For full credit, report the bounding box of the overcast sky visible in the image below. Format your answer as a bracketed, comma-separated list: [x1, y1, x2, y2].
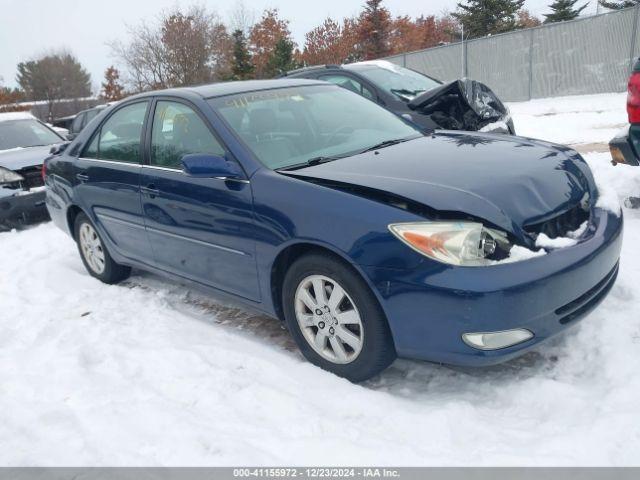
[0, 0, 599, 91]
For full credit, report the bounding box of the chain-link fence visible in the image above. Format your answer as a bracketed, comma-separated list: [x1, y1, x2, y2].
[385, 6, 640, 102]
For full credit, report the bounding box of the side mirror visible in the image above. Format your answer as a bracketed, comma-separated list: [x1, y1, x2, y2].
[181, 153, 243, 179]
[50, 142, 71, 155]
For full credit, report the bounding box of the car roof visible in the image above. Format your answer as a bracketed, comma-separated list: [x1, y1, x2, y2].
[126, 79, 327, 101]
[0, 111, 36, 123]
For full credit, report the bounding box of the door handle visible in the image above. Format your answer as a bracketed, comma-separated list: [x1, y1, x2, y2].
[141, 184, 160, 198]
[76, 173, 89, 182]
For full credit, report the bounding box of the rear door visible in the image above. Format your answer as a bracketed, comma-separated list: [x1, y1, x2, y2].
[140, 98, 260, 300]
[75, 100, 154, 264]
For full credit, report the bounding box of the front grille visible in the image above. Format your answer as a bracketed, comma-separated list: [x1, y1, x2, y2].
[524, 202, 589, 239]
[17, 165, 44, 190]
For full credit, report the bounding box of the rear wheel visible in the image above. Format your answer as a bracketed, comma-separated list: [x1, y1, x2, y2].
[282, 253, 396, 382]
[74, 212, 130, 284]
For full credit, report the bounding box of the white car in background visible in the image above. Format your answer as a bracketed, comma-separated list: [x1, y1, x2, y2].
[0, 111, 66, 231]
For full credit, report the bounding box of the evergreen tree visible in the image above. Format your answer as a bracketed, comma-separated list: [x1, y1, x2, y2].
[16, 51, 91, 118]
[231, 29, 255, 80]
[453, 0, 526, 38]
[264, 37, 298, 77]
[100, 66, 125, 101]
[357, 0, 392, 59]
[544, 0, 587, 22]
[599, 0, 638, 9]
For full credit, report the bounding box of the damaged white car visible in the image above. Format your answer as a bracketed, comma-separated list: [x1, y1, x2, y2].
[0, 112, 65, 231]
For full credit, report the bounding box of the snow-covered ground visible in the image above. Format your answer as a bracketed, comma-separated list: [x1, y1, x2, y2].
[2, 92, 640, 466]
[508, 92, 628, 148]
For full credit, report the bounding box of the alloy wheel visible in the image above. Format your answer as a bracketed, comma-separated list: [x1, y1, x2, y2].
[294, 274, 364, 364]
[79, 222, 106, 275]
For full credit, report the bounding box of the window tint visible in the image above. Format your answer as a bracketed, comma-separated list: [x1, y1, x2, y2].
[151, 101, 225, 169]
[82, 102, 148, 163]
[319, 74, 375, 100]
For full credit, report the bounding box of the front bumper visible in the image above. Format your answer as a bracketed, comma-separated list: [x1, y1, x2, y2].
[361, 207, 623, 366]
[0, 186, 49, 230]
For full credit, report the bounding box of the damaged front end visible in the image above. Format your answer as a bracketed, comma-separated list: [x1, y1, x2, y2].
[408, 78, 514, 134]
[0, 164, 48, 231]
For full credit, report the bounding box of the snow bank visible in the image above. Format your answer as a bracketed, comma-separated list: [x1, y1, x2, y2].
[508, 92, 627, 146]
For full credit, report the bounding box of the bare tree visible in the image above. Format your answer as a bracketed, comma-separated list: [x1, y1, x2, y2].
[228, 0, 255, 37]
[110, 5, 231, 91]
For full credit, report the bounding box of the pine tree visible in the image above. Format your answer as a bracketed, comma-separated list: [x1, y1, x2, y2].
[100, 66, 125, 101]
[231, 29, 255, 80]
[544, 0, 588, 22]
[599, 0, 638, 9]
[264, 37, 298, 77]
[357, 0, 392, 59]
[453, 0, 526, 38]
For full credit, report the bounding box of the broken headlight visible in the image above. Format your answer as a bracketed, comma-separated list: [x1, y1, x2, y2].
[388, 221, 509, 266]
[0, 167, 24, 185]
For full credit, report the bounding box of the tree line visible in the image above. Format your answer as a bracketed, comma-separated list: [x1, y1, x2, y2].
[1, 0, 637, 114]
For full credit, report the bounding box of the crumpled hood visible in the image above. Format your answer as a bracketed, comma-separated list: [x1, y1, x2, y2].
[0, 145, 52, 171]
[286, 132, 595, 239]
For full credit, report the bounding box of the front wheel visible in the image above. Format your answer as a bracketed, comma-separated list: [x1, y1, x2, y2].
[74, 212, 131, 284]
[282, 253, 396, 382]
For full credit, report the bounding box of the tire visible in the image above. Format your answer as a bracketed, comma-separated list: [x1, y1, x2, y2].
[282, 252, 396, 382]
[74, 212, 131, 284]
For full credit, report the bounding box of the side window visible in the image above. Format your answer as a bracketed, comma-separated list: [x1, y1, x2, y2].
[84, 109, 99, 126]
[319, 74, 375, 101]
[151, 100, 225, 169]
[71, 113, 84, 133]
[82, 102, 148, 163]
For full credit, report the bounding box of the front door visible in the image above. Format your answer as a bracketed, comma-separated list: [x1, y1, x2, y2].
[75, 101, 153, 265]
[140, 99, 260, 301]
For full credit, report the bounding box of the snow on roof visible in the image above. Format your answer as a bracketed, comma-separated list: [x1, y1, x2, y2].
[0, 111, 36, 122]
[348, 59, 404, 72]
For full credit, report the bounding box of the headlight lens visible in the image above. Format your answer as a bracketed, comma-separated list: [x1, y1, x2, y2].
[388, 221, 508, 266]
[0, 167, 24, 185]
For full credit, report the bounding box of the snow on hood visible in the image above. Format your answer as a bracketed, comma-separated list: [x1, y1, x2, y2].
[0, 111, 35, 122]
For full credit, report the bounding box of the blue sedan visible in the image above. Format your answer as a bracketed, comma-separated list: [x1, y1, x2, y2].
[44, 79, 622, 381]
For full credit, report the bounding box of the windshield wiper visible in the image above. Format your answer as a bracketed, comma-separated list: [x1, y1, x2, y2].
[358, 137, 413, 154]
[276, 155, 345, 172]
[391, 88, 426, 99]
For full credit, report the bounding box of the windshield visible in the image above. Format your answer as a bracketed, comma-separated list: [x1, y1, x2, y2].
[211, 85, 421, 170]
[349, 63, 441, 101]
[0, 119, 62, 150]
